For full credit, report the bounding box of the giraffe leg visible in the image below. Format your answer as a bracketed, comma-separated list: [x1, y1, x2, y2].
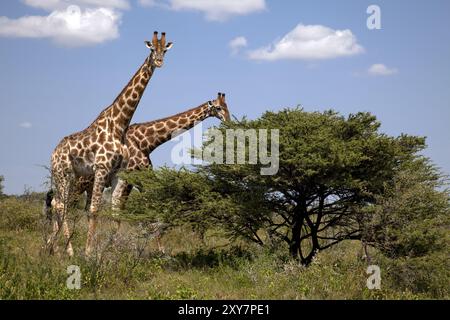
[51, 219, 60, 255]
[46, 200, 60, 255]
[111, 179, 132, 231]
[111, 178, 127, 211]
[51, 176, 75, 257]
[85, 168, 108, 257]
[84, 183, 93, 213]
[62, 218, 74, 257]
[47, 196, 73, 255]
[46, 173, 69, 255]
[156, 235, 165, 254]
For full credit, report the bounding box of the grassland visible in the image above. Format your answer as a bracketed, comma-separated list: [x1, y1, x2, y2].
[0, 194, 448, 300]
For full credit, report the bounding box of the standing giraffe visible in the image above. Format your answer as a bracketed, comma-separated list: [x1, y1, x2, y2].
[48, 32, 173, 257]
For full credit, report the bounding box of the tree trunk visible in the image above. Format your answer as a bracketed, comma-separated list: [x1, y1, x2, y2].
[300, 192, 323, 265]
[289, 202, 306, 261]
[300, 232, 319, 266]
[289, 220, 301, 259]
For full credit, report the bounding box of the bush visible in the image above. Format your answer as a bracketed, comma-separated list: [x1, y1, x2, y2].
[361, 159, 449, 258]
[0, 197, 41, 231]
[383, 252, 449, 298]
[0, 238, 79, 299]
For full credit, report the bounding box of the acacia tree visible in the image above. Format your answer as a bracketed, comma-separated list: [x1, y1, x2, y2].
[124, 108, 446, 265]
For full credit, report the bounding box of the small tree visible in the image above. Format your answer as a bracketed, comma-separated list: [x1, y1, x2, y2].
[361, 158, 449, 258]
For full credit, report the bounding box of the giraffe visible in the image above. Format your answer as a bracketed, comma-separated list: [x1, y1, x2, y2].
[45, 93, 230, 251]
[111, 92, 230, 214]
[48, 31, 173, 257]
[111, 93, 229, 251]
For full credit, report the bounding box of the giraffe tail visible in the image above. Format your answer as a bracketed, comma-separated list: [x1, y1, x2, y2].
[43, 189, 54, 221]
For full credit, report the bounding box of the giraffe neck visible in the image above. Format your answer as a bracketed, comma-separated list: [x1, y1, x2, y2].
[134, 102, 211, 154]
[90, 57, 155, 139]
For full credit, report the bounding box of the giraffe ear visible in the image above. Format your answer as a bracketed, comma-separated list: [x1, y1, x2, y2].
[165, 42, 173, 50]
[145, 41, 154, 49]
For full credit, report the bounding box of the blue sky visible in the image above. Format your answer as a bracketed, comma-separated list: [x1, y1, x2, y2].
[0, 0, 449, 194]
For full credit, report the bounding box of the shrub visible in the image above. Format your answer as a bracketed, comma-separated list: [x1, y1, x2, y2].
[0, 197, 41, 231]
[383, 252, 449, 298]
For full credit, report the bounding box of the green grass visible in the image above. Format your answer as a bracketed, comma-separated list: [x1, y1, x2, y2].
[0, 196, 448, 300]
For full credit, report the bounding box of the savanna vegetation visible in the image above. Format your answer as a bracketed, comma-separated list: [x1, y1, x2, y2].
[0, 109, 448, 299]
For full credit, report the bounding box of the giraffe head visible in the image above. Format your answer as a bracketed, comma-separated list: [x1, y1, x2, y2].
[144, 31, 173, 68]
[207, 92, 230, 122]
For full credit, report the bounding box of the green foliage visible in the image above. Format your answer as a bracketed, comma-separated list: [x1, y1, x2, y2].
[124, 108, 438, 265]
[361, 159, 449, 258]
[0, 195, 447, 299]
[0, 238, 80, 299]
[0, 175, 4, 198]
[0, 197, 41, 231]
[124, 167, 232, 237]
[171, 246, 252, 270]
[383, 252, 449, 297]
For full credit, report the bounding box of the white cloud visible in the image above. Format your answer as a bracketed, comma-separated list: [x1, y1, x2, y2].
[138, 0, 158, 7]
[229, 36, 247, 55]
[368, 63, 398, 76]
[23, 0, 130, 10]
[0, 1, 125, 47]
[19, 122, 32, 129]
[248, 24, 364, 61]
[22, 0, 61, 10]
[140, 0, 266, 21]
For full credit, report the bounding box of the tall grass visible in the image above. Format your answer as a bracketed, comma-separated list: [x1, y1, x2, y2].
[0, 195, 447, 300]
